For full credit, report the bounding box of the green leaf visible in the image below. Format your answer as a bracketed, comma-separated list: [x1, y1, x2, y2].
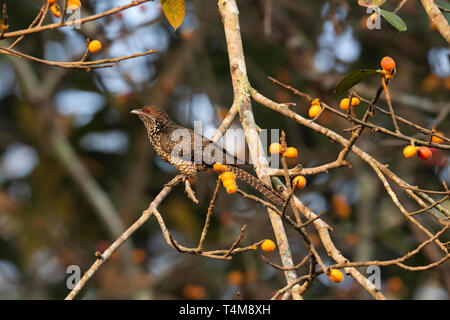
[160, 0, 185, 30]
[380, 9, 407, 31]
[333, 69, 380, 99]
[358, 0, 386, 8]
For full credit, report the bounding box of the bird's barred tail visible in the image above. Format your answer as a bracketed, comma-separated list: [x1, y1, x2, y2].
[225, 166, 285, 206]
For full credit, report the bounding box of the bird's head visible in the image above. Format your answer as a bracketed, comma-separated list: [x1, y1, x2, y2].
[130, 105, 172, 131]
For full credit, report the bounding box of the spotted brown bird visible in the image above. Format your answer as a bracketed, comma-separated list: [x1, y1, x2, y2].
[131, 105, 284, 205]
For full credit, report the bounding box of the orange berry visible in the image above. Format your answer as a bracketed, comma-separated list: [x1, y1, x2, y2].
[332, 194, 351, 218]
[261, 239, 276, 252]
[88, 40, 102, 53]
[329, 269, 344, 283]
[68, 0, 81, 11]
[418, 146, 432, 160]
[432, 132, 445, 144]
[226, 184, 237, 194]
[183, 284, 206, 300]
[131, 248, 147, 264]
[309, 105, 322, 118]
[47, 0, 57, 4]
[180, 28, 195, 41]
[292, 175, 306, 190]
[269, 143, 283, 154]
[284, 147, 298, 159]
[403, 145, 417, 158]
[351, 97, 360, 106]
[311, 98, 320, 106]
[381, 56, 396, 72]
[339, 98, 350, 110]
[387, 276, 405, 294]
[213, 162, 226, 173]
[50, 4, 61, 18]
[228, 270, 244, 286]
[220, 171, 235, 182]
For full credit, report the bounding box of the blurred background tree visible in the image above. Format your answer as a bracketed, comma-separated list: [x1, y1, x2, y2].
[0, 0, 448, 299]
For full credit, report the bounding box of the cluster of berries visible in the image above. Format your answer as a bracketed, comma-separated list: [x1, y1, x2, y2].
[213, 163, 237, 194]
[269, 143, 307, 190]
[339, 97, 360, 110]
[269, 143, 298, 159]
[268, 138, 344, 284]
[403, 129, 445, 160]
[403, 145, 432, 160]
[48, 1, 102, 54]
[260, 239, 344, 284]
[49, 0, 81, 18]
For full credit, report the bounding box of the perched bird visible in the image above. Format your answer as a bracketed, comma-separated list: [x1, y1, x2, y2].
[131, 105, 284, 205]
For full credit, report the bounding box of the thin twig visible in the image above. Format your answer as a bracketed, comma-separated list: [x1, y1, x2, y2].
[196, 179, 221, 252]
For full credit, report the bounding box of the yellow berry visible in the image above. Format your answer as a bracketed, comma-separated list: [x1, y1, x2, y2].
[329, 269, 344, 283]
[403, 145, 417, 158]
[309, 105, 322, 118]
[88, 40, 102, 53]
[223, 179, 236, 189]
[339, 98, 350, 110]
[261, 239, 276, 252]
[213, 162, 226, 173]
[226, 184, 237, 194]
[269, 143, 283, 154]
[220, 171, 235, 182]
[284, 147, 298, 159]
[68, 0, 81, 11]
[50, 4, 61, 18]
[351, 97, 360, 106]
[292, 175, 306, 189]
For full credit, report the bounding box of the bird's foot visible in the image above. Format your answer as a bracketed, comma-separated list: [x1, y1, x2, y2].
[184, 178, 199, 204]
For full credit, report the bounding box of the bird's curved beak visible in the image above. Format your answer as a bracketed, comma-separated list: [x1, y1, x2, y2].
[130, 109, 140, 115]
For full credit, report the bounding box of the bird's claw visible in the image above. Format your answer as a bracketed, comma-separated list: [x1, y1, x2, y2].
[184, 179, 199, 204]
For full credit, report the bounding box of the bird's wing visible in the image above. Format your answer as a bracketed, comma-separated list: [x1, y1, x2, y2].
[163, 125, 246, 166]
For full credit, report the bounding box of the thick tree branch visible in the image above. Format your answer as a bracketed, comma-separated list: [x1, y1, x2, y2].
[421, 0, 450, 43]
[218, 0, 303, 300]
